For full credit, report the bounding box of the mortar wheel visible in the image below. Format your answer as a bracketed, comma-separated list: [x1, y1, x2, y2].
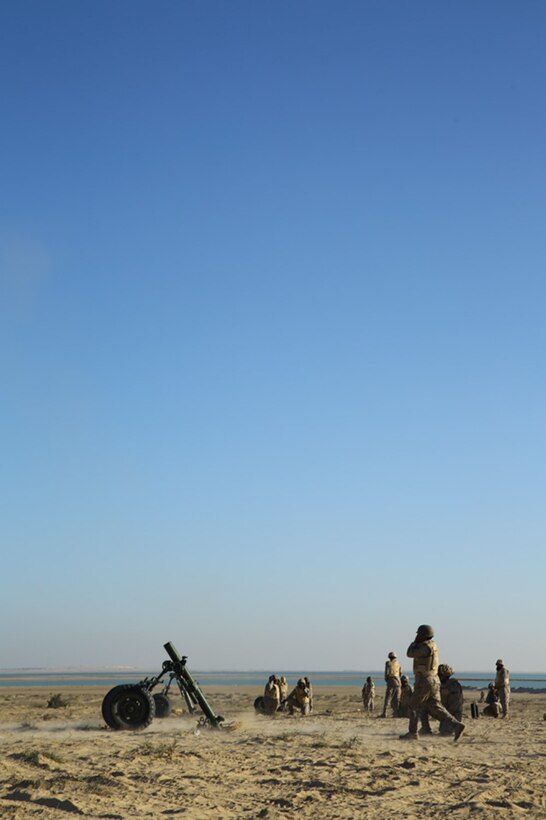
[105, 684, 155, 730]
[102, 685, 126, 729]
[153, 693, 172, 718]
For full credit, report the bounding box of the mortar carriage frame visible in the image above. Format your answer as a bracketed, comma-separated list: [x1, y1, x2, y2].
[101, 641, 224, 731]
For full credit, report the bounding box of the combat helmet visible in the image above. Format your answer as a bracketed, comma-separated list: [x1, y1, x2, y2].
[438, 664, 453, 678]
[388, 652, 397, 659]
[416, 624, 434, 640]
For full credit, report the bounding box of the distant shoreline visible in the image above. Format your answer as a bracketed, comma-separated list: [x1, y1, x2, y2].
[1, 670, 545, 691]
[1, 668, 545, 675]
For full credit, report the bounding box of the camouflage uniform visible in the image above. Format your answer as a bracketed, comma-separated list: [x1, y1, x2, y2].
[381, 653, 402, 717]
[362, 677, 376, 713]
[438, 664, 464, 735]
[418, 705, 433, 735]
[400, 625, 465, 742]
[397, 676, 413, 718]
[263, 676, 280, 715]
[304, 677, 314, 713]
[278, 676, 288, 704]
[287, 679, 310, 716]
[494, 660, 510, 717]
[483, 683, 501, 717]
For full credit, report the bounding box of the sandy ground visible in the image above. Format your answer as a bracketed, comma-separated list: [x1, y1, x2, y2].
[1, 685, 545, 818]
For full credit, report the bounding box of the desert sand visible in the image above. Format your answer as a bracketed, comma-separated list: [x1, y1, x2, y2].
[1, 685, 545, 818]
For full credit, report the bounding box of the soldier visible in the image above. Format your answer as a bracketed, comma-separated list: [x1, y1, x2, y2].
[304, 676, 314, 712]
[362, 676, 376, 713]
[418, 705, 433, 735]
[263, 674, 280, 715]
[494, 659, 510, 717]
[482, 683, 501, 717]
[278, 676, 288, 705]
[286, 678, 311, 716]
[397, 675, 413, 718]
[400, 624, 465, 742]
[381, 652, 402, 717]
[438, 664, 464, 735]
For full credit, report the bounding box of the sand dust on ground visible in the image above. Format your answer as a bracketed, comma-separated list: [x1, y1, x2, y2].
[1, 686, 545, 818]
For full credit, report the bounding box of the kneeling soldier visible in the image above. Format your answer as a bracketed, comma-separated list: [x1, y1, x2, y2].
[287, 678, 311, 716]
[438, 664, 464, 735]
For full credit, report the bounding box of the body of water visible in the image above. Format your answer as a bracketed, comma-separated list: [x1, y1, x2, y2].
[1, 671, 545, 690]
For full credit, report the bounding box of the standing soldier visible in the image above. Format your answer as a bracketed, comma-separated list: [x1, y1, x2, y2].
[400, 624, 465, 742]
[304, 677, 314, 712]
[438, 664, 464, 735]
[362, 676, 376, 713]
[398, 675, 413, 718]
[381, 652, 402, 717]
[278, 676, 288, 705]
[494, 659, 510, 717]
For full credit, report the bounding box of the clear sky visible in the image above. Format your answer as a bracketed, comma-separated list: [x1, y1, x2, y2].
[1, 1, 545, 673]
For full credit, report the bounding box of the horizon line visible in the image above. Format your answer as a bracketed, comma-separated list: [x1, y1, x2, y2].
[1, 667, 546, 675]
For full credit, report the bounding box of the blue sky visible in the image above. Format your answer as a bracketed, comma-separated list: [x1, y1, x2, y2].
[1, 1, 545, 672]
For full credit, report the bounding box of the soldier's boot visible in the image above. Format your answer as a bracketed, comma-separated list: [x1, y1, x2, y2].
[418, 727, 433, 735]
[399, 732, 418, 741]
[453, 722, 465, 742]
